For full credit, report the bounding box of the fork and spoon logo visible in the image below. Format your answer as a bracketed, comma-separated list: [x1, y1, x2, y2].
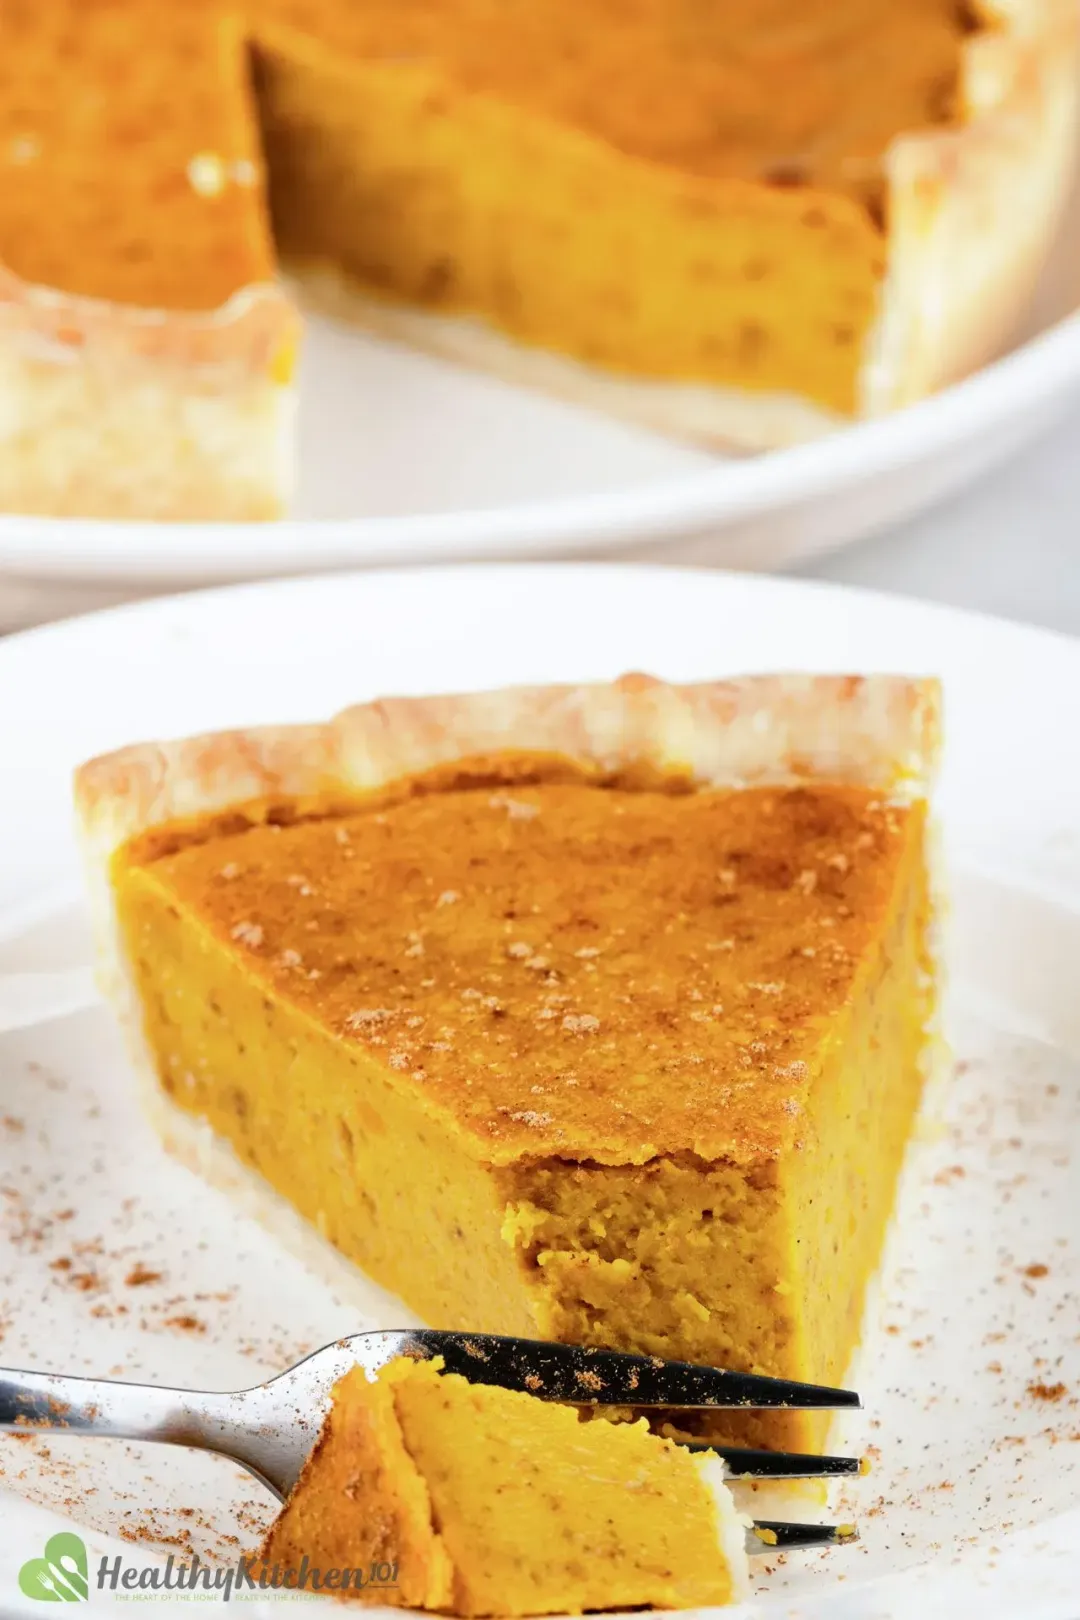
[18, 1533, 89, 1603]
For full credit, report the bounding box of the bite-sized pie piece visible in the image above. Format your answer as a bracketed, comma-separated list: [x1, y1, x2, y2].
[75, 673, 940, 1451]
[2, 1, 1076, 516]
[258, 1355, 749, 1614]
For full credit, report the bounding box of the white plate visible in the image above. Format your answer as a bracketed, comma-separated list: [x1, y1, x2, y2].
[1, 564, 1079, 1618]
[1, 123, 1080, 625]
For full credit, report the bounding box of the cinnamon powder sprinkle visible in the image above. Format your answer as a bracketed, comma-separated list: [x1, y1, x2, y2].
[164, 1314, 206, 1335]
[125, 1263, 164, 1287]
[134, 778, 912, 1160]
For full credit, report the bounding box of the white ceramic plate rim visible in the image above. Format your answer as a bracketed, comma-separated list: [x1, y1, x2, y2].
[2, 309, 1080, 584]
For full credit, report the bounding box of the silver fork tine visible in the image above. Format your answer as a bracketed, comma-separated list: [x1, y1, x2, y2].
[680, 1442, 865, 1479]
[749, 1521, 859, 1553]
[405, 1330, 861, 1411]
[0, 1329, 866, 1524]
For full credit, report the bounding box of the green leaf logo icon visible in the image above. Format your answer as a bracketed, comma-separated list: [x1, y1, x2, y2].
[18, 1533, 88, 1602]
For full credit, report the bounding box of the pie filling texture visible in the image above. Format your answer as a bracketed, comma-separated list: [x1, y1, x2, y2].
[112, 761, 934, 1453]
[1, 1, 973, 410]
[259, 1356, 747, 1614]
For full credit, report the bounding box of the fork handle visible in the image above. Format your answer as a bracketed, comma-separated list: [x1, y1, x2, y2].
[1, 1363, 314, 1499]
[0, 1365, 267, 1484]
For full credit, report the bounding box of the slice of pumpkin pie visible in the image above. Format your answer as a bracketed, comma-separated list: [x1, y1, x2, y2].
[258, 1355, 749, 1613]
[75, 673, 940, 1452]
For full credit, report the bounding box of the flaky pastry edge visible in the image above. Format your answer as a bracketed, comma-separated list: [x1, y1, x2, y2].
[0, 270, 299, 520]
[866, 0, 1080, 415]
[76, 672, 941, 849]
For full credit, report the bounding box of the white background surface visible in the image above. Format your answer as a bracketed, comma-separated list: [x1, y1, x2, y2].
[0, 379, 1075, 639]
[789, 400, 1080, 636]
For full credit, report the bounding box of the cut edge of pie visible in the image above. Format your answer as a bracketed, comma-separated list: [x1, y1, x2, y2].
[293, 0, 1079, 453]
[283, 0, 1079, 439]
[4, 0, 1077, 520]
[74, 671, 943, 1456]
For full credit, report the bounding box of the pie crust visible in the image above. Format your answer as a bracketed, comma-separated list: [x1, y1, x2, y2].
[76, 670, 940, 865]
[0, 270, 298, 521]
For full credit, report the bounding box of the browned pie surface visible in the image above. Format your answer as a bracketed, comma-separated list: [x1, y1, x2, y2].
[262, 0, 969, 200]
[0, 1, 274, 309]
[0, 0, 968, 310]
[123, 778, 917, 1163]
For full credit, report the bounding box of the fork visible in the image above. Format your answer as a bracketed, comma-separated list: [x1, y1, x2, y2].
[0, 1330, 863, 1556]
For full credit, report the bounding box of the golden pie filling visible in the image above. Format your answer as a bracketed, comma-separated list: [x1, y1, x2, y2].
[260, 1357, 748, 1614]
[111, 764, 934, 1452]
[254, 0, 971, 412]
[1, 0, 973, 414]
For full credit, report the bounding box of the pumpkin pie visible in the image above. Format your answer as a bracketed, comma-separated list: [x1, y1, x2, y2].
[258, 1355, 749, 1613]
[3, 2, 1076, 517]
[75, 672, 940, 1452]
